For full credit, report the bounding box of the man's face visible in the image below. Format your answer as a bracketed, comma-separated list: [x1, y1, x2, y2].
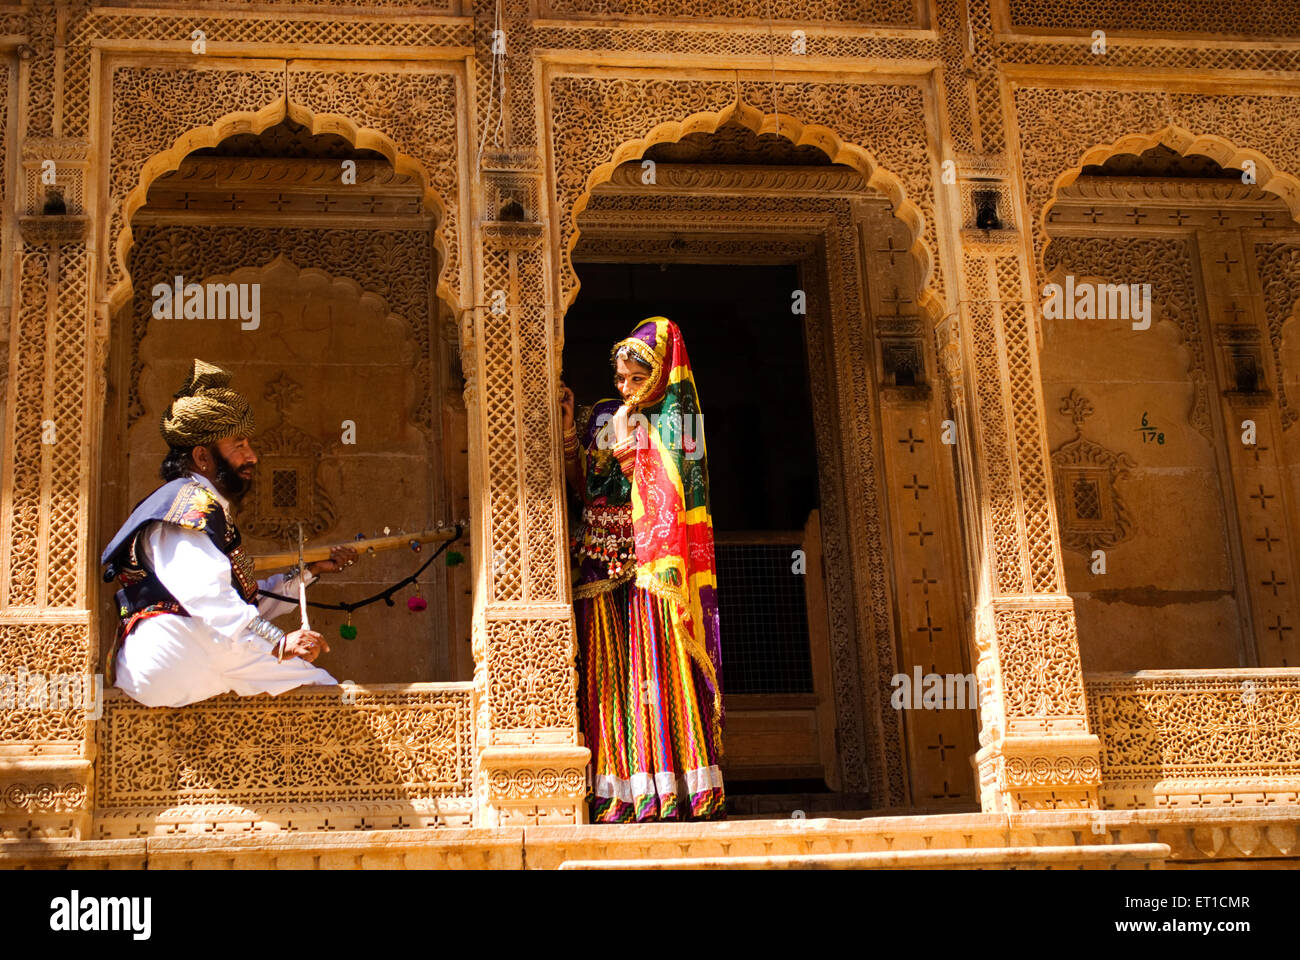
[197, 436, 257, 501]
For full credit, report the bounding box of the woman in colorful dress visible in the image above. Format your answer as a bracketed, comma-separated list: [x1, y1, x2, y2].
[560, 316, 725, 822]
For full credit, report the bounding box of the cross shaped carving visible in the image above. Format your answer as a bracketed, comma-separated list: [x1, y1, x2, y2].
[1211, 210, 1230, 227]
[908, 522, 935, 547]
[1168, 209, 1190, 225]
[1262, 571, 1288, 596]
[364, 196, 384, 213]
[1225, 300, 1248, 323]
[876, 236, 904, 266]
[1255, 212, 1275, 229]
[314, 195, 338, 212]
[915, 603, 943, 645]
[1216, 252, 1240, 274]
[912, 568, 939, 594]
[882, 286, 913, 317]
[927, 733, 954, 763]
[1249, 485, 1275, 510]
[269, 194, 290, 211]
[1251, 444, 1270, 464]
[1257, 528, 1282, 552]
[1267, 615, 1293, 643]
[1126, 208, 1147, 224]
[899, 428, 925, 452]
[1082, 207, 1103, 224]
[903, 474, 929, 500]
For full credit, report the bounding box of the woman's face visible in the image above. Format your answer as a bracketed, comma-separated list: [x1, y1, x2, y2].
[615, 356, 651, 402]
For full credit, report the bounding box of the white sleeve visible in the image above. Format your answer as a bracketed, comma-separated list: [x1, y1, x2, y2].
[142, 521, 272, 650]
[255, 568, 317, 620]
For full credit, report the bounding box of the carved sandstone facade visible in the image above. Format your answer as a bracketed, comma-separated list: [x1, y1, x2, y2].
[2, 0, 1300, 867]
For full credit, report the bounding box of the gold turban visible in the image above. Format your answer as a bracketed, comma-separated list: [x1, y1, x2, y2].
[159, 359, 255, 449]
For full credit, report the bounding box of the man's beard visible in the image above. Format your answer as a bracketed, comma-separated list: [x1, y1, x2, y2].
[210, 446, 252, 502]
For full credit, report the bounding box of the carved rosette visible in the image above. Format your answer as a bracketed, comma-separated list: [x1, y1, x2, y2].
[974, 735, 1102, 811]
[0, 759, 94, 840]
[478, 746, 590, 827]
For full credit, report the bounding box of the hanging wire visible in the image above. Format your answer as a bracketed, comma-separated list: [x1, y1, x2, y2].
[258, 524, 464, 616]
[474, 0, 508, 175]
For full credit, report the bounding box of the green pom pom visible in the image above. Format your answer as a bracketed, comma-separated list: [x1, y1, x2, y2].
[445, 550, 464, 567]
[339, 623, 358, 640]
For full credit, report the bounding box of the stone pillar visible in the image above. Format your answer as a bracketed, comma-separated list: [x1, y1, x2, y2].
[947, 163, 1101, 812]
[929, 0, 1101, 812]
[469, 149, 588, 826]
[0, 212, 97, 839]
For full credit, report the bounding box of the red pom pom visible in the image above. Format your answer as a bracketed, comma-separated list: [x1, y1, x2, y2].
[407, 596, 428, 612]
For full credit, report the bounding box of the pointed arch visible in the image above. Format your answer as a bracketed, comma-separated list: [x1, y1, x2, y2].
[561, 97, 945, 328]
[1040, 125, 1300, 269]
[107, 99, 458, 318]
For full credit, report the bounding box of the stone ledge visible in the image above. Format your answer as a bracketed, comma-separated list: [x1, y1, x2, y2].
[558, 842, 1170, 870]
[6, 808, 1300, 868]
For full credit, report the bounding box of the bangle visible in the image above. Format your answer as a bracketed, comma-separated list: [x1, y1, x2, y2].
[248, 616, 286, 647]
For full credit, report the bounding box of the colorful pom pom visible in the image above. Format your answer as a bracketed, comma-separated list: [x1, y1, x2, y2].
[407, 596, 428, 612]
[446, 551, 464, 567]
[339, 623, 358, 640]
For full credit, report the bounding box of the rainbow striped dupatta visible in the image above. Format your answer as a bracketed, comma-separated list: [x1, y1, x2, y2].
[614, 317, 723, 757]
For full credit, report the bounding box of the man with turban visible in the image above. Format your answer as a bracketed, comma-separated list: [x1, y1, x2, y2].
[101, 359, 356, 707]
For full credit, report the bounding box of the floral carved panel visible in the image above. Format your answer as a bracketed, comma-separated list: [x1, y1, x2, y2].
[1015, 86, 1300, 279]
[541, 0, 919, 24]
[485, 618, 577, 734]
[995, 606, 1088, 721]
[547, 74, 944, 319]
[106, 62, 464, 313]
[1088, 673, 1300, 808]
[0, 624, 94, 749]
[94, 686, 474, 837]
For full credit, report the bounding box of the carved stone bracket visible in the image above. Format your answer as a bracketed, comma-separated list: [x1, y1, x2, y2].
[0, 757, 93, 840]
[18, 215, 89, 247]
[478, 745, 590, 827]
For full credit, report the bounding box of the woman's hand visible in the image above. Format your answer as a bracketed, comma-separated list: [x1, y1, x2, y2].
[612, 404, 631, 444]
[560, 383, 575, 432]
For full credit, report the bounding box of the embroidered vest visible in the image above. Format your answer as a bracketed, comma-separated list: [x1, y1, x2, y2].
[101, 477, 260, 623]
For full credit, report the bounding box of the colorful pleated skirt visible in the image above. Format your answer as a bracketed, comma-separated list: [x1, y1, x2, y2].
[577, 580, 726, 823]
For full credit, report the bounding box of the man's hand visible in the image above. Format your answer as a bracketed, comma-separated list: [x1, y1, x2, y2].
[307, 545, 358, 575]
[282, 629, 329, 663]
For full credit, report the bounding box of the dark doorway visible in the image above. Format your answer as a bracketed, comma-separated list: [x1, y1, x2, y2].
[565, 259, 849, 808]
[562, 261, 819, 533]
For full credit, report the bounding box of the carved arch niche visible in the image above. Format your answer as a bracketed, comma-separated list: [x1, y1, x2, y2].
[1033, 125, 1300, 671]
[101, 58, 468, 315]
[97, 59, 474, 683]
[552, 72, 975, 809]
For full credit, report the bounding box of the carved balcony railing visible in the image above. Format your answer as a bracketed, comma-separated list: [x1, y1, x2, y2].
[92, 683, 474, 839]
[1087, 670, 1300, 810]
